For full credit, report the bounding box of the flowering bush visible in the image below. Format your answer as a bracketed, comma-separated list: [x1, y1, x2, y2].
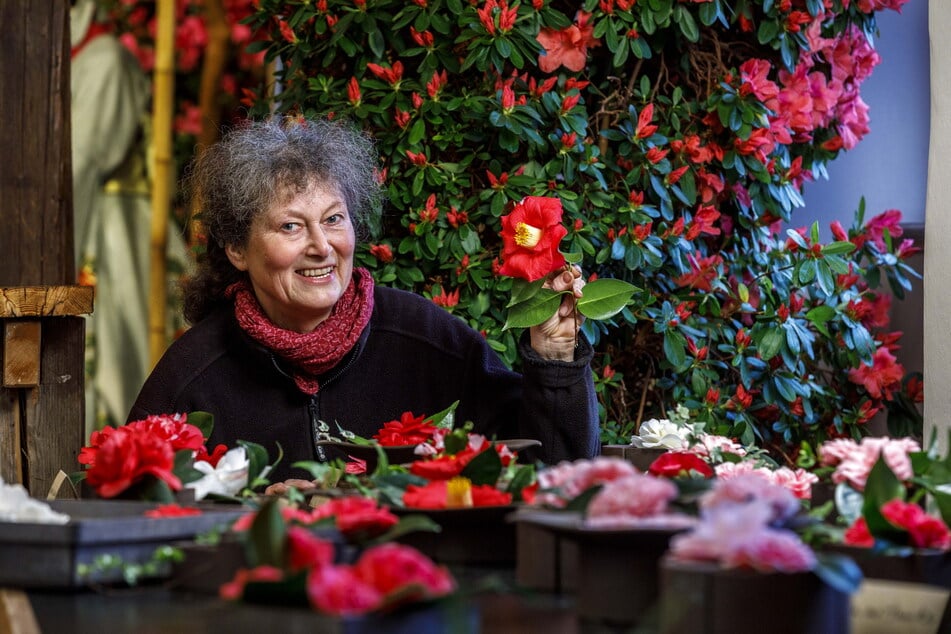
[238, 0, 921, 461]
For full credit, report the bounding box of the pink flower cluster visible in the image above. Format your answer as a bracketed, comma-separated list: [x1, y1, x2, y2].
[818, 436, 921, 491]
[714, 461, 819, 500]
[221, 532, 455, 616]
[532, 457, 639, 508]
[669, 474, 816, 573]
[585, 473, 697, 530]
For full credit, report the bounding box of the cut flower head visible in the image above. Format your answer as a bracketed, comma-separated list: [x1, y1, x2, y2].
[498, 195, 637, 330]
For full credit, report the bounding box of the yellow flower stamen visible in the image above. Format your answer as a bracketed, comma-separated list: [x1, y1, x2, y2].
[445, 476, 474, 508]
[514, 222, 543, 248]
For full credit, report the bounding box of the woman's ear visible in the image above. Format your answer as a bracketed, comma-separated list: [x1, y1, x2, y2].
[225, 243, 249, 271]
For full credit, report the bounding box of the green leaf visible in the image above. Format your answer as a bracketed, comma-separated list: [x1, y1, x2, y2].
[663, 330, 687, 369]
[239, 440, 275, 489]
[577, 278, 637, 320]
[821, 241, 856, 256]
[758, 328, 785, 360]
[460, 446, 503, 486]
[247, 497, 286, 568]
[508, 277, 547, 306]
[507, 465, 536, 502]
[186, 411, 215, 439]
[503, 288, 562, 330]
[862, 456, 906, 537]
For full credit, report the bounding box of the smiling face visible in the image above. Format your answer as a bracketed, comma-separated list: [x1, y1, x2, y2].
[225, 180, 355, 333]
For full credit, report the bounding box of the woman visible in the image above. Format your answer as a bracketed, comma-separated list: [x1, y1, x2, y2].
[128, 116, 599, 485]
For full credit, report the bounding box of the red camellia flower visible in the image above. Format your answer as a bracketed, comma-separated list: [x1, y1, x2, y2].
[880, 499, 951, 550]
[286, 526, 336, 572]
[354, 542, 455, 600]
[402, 480, 512, 508]
[307, 565, 382, 616]
[128, 414, 206, 453]
[143, 503, 203, 518]
[648, 451, 715, 479]
[372, 411, 439, 446]
[310, 497, 399, 541]
[498, 196, 567, 282]
[83, 426, 181, 498]
[843, 516, 875, 548]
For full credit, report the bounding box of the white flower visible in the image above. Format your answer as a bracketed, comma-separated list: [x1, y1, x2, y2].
[0, 478, 69, 524]
[186, 447, 250, 501]
[631, 418, 690, 450]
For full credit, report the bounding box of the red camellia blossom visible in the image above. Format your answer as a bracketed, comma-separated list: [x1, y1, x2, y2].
[82, 426, 181, 498]
[310, 497, 399, 541]
[143, 503, 203, 518]
[353, 542, 455, 599]
[536, 11, 599, 73]
[648, 452, 715, 479]
[498, 196, 567, 282]
[372, 411, 439, 446]
[880, 499, 951, 550]
[402, 480, 512, 509]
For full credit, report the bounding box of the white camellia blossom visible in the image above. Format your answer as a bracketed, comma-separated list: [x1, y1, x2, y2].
[186, 447, 250, 500]
[0, 478, 69, 524]
[630, 418, 692, 450]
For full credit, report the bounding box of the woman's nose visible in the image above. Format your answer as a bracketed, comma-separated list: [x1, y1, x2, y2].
[307, 225, 331, 255]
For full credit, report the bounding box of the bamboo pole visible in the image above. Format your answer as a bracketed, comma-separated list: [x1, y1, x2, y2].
[187, 0, 230, 246]
[148, 0, 175, 367]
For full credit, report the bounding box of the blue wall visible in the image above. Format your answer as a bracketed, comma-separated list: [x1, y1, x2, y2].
[795, 0, 930, 235]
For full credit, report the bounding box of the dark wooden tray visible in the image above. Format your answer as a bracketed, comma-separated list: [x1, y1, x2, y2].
[0, 499, 248, 588]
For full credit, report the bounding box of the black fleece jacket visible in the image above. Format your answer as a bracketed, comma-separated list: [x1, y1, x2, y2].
[128, 286, 600, 482]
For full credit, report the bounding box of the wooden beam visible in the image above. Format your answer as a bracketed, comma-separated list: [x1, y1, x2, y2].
[3, 322, 41, 387]
[0, 286, 93, 317]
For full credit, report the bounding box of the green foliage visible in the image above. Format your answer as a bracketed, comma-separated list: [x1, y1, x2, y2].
[242, 0, 920, 459]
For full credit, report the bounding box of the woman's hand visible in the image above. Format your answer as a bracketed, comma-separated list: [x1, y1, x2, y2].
[264, 478, 318, 496]
[529, 265, 585, 362]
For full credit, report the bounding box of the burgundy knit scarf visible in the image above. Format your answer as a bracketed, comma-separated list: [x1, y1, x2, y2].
[227, 268, 375, 394]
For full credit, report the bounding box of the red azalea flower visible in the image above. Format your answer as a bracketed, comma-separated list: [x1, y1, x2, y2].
[498, 196, 567, 282]
[536, 11, 599, 73]
[648, 452, 714, 479]
[143, 503, 203, 518]
[402, 480, 512, 508]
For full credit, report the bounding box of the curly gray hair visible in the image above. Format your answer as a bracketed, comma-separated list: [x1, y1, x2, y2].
[182, 116, 383, 323]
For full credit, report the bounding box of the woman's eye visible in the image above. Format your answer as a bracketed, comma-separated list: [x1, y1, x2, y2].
[281, 222, 300, 232]
[325, 213, 344, 226]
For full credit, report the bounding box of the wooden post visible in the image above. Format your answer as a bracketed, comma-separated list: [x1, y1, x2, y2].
[0, 2, 90, 496]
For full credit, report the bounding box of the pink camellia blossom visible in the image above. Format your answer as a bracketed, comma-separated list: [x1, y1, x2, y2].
[688, 433, 747, 459]
[669, 481, 816, 573]
[726, 527, 817, 572]
[586, 473, 679, 519]
[818, 436, 920, 491]
[533, 456, 639, 508]
[701, 472, 801, 524]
